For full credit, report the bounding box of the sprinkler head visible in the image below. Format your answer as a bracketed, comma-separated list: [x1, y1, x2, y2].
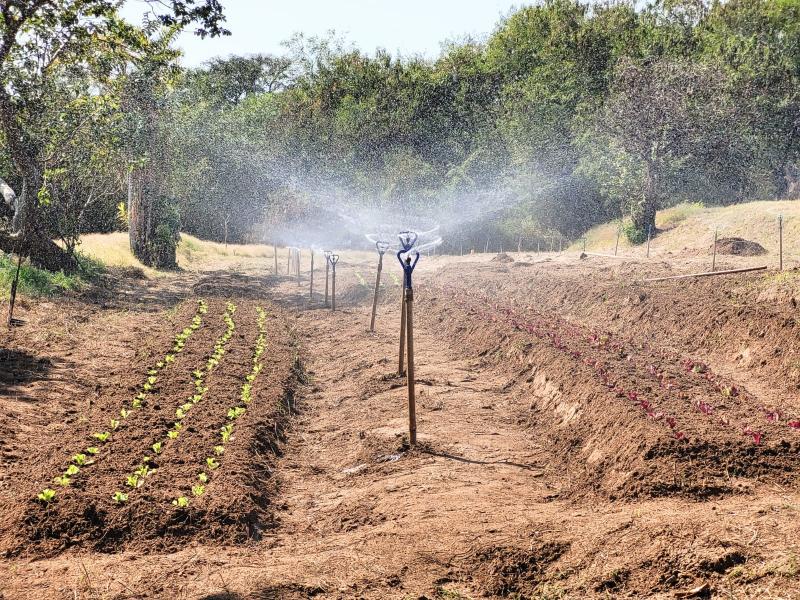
[376, 241, 390, 254]
[398, 231, 418, 252]
[330, 254, 340, 266]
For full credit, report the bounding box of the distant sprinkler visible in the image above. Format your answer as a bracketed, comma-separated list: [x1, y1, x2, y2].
[370, 241, 391, 332]
[328, 253, 340, 311]
[323, 250, 332, 307]
[396, 231, 420, 446]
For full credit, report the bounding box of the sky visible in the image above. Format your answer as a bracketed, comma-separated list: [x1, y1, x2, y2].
[122, 0, 524, 67]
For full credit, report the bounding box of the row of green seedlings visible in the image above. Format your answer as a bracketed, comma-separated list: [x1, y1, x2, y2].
[173, 306, 267, 507]
[112, 301, 237, 504]
[37, 300, 209, 503]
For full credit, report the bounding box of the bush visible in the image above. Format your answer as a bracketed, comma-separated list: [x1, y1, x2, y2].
[622, 221, 647, 245]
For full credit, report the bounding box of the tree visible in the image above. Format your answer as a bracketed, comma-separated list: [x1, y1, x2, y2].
[0, 0, 227, 270]
[587, 57, 746, 236]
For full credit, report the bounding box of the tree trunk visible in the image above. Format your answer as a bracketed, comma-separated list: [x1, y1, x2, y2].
[632, 160, 658, 235]
[128, 167, 177, 269]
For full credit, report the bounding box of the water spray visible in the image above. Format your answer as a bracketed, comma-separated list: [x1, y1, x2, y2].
[323, 250, 332, 306]
[397, 230, 420, 446]
[370, 241, 390, 332]
[329, 253, 340, 311]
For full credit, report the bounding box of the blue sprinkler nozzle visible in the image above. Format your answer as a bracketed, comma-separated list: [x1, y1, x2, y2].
[397, 250, 420, 289]
[398, 231, 418, 252]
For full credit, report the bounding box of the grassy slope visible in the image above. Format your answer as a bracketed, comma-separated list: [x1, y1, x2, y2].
[79, 232, 273, 273]
[578, 200, 799, 256]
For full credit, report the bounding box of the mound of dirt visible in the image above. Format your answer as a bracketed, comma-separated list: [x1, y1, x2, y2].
[461, 541, 570, 597]
[714, 237, 767, 256]
[491, 252, 514, 263]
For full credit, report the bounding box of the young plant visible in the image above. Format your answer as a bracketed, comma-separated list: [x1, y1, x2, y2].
[112, 491, 129, 503]
[173, 496, 189, 507]
[191, 484, 205, 497]
[37, 489, 56, 503]
[206, 457, 220, 470]
[92, 431, 110, 443]
[152, 441, 163, 454]
[65, 464, 80, 476]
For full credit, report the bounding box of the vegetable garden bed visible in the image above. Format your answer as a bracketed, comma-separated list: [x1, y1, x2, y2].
[420, 284, 800, 500]
[0, 298, 298, 557]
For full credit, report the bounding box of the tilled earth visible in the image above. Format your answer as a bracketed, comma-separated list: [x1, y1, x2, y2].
[0, 252, 799, 599]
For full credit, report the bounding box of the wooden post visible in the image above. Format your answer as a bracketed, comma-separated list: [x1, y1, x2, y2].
[273, 244, 278, 274]
[331, 260, 337, 311]
[484, 238, 489, 253]
[7, 253, 23, 329]
[309, 250, 314, 299]
[712, 228, 718, 272]
[370, 252, 384, 332]
[779, 215, 783, 271]
[537, 241, 540, 253]
[559, 238, 562, 252]
[582, 238, 587, 252]
[286, 249, 290, 274]
[324, 257, 330, 306]
[398, 288, 406, 376]
[518, 235, 522, 253]
[296, 249, 301, 285]
[646, 225, 652, 258]
[405, 286, 416, 445]
[459, 243, 463, 256]
[614, 226, 621, 256]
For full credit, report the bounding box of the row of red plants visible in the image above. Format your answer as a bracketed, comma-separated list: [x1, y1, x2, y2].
[442, 286, 779, 447]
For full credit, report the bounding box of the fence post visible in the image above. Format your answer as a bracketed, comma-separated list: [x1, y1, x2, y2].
[712, 228, 718, 272]
[779, 214, 784, 271]
[615, 226, 621, 256]
[646, 224, 652, 258]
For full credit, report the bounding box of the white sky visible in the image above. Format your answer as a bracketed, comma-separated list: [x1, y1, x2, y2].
[121, 0, 523, 66]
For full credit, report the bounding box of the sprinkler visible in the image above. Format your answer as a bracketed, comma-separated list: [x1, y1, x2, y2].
[329, 253, 340, 311]
[397, 231, 420, 446]
[323, 250, 332, 306]
[370, 241, 390, 332]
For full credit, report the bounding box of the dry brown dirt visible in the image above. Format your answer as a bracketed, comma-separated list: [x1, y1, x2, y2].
[0, 250, 799, 599]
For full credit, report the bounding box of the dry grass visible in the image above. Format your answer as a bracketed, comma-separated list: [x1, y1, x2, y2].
[78, 233, 381, 276]
[576, 200, 798, 258]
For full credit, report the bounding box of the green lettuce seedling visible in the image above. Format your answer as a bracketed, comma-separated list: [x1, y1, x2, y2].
[37, 489, 56, 503]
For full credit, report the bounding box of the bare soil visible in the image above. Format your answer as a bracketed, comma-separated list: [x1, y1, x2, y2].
[1, 251, 799, 599]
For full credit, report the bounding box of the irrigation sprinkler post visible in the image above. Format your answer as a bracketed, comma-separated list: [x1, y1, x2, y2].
[582, 238, 587, 253]
[779, 215, 783, 271]
[518, 236, 522, 253]
[646, 225, 652, 258]
[559, 238, 562, 253]
[397, 231, 418, 377]
[615, 226, 621, 256]
[296, 249, 301, 285]
[323, 250, 332, 306]
[712, 228, 718, 272]
[329, 254, 339, 311]
[309, 249, 314, 300]
[537, 240, 540, 253]
[397, 240, 420, 446]
[370, 241, 389, 332]
[286, 249, 290, 273]
[398, 284, 406, 375]
[273, 244, 278, 274]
